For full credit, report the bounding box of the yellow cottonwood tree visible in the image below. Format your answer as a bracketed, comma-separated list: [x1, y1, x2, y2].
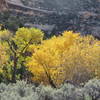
[0, 27, 44, 82]
[62, 35, 100, 84]
[27, 31, 100, 86]
[27, 31, 79, 87]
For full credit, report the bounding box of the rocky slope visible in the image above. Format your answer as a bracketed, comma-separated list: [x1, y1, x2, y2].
[8, 0, 23, 5]
[1, 0, 100, 38]
[21, 0, 100, 12]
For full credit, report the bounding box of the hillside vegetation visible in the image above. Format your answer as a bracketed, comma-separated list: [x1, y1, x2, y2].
[0, 28, 100, 87]
[0, 0, 100, 99]
[0, 79, 100, 100]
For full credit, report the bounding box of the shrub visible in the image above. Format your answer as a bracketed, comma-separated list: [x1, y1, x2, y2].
[0, 79, 99, 100]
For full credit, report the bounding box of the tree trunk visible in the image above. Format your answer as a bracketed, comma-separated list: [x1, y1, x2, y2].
[43, 66, 56, 88]
[48, 74, 57, 88]
[12, 53, 17, 83]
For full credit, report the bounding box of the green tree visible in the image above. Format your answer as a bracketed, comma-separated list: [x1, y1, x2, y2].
[0, 27, 44, 82]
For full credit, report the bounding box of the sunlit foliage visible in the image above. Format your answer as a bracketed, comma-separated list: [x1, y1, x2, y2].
[63, 35, 100, 84]
[27, 31, 100, 86]
[0, 29, 12, 40]
[27, 31, 79, 86]
[14, 27, 44, 52]
[0, 27, 44, 82]
[0, 43, 8, 73]
[0, 27, 100, 86]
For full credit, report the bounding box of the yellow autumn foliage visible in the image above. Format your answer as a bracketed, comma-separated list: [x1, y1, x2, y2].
[0, 27, 44, 82]
[0, 29, 12, 40]
[27, 31, 80, 86]
[62, 35, 100, 83]
[0, 43, 8, 73]
[27, 31, 100, 86]
[14, 27, 44, 52]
